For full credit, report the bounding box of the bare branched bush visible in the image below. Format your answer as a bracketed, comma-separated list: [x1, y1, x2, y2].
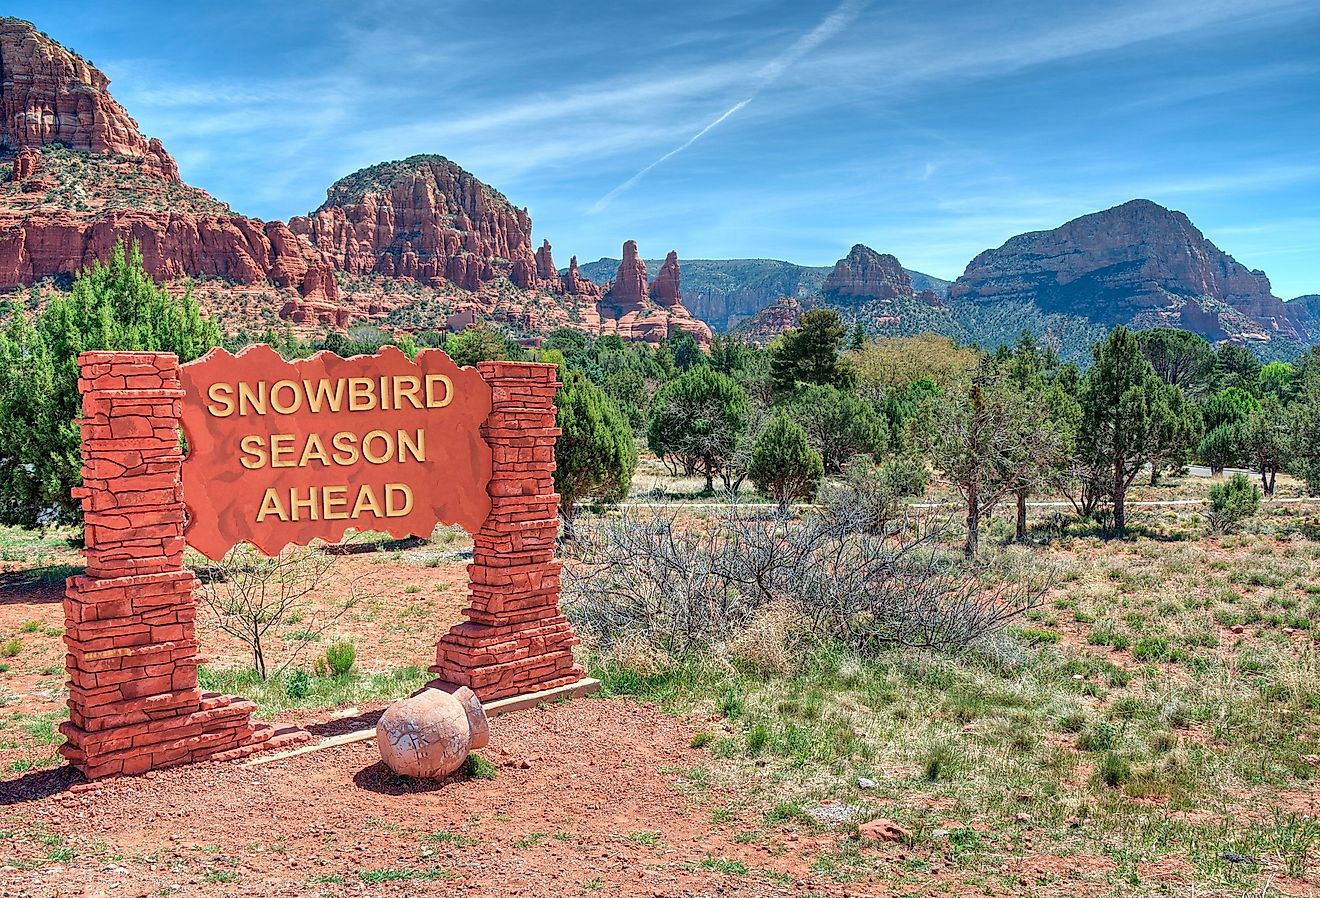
[196, 542, 364, 679]
[563, 502, 1050, 659]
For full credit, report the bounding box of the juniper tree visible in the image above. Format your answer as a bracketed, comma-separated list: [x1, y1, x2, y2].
[922, 373, 1062, 556]
[0, 241, 219, 527]
[553, 372, 637, 536]
[748, 414, 824, 512]
[787, 383, 888, 474]
[1076, 327, 1192, 534]
[770, 309, 851, 396]
[647, 366, 748, 491]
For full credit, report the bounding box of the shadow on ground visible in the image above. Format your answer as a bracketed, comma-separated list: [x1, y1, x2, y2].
[352, 760, 467, 795]
[0, 765, 83, 805]
[0, 567, 80, 605]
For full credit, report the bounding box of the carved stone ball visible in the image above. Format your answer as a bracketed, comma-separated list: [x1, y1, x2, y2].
[376, 686, 490, 778]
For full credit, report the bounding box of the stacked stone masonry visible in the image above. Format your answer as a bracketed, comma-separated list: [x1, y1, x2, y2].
[61, 351, 307, 779]
[430, 360, 585, 700]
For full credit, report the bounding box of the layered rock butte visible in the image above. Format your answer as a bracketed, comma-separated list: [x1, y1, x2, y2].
[949, 199, 1316, 346]
[0, 18, 708, 344]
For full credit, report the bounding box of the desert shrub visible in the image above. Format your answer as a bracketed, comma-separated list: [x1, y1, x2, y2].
[816, 456, 925, 534]
[284, 669, 311, 700]
[563, 504, 1049, 658]
[0, 638, 21, 658]
[1094, 751, 1131, 788]
[325, 641, 356, 676]
[726, 600, 804, 676]
[1207, 473, 1261, 533]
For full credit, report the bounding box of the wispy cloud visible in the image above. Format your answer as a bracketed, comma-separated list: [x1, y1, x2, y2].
[589, 0, 866, 213]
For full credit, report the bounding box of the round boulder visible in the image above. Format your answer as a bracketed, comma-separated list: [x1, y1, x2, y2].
[376, 686, 490, 778]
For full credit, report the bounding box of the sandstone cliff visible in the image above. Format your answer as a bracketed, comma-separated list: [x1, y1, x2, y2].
[822, 244, 915, 300]
[289, 155, 539, 293]
[0, 21, 334, 304]
[948, 199, 1314, 346]
[0, 18, 176, 178]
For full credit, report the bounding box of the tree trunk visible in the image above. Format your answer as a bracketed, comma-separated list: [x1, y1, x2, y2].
[560, 502, 576, 541]
[1265, 468, 1276, 497]
[703, 461, 715, 493]
[1149, 461, 1159, 486]
[964, 482, 979, 557]
[1113, 460, 1126, 534]
[1015, 488, 1028, 542]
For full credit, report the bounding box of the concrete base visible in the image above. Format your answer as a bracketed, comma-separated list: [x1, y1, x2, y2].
[439, 676, 601, 717]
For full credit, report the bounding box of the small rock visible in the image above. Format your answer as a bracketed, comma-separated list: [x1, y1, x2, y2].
[858, 819, 909, 843]
[857, 777, 878, 789]
[1221, 851, 1255, 865]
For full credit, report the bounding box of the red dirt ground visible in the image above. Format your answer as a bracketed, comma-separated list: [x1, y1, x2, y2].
[1, 698, 878, 898]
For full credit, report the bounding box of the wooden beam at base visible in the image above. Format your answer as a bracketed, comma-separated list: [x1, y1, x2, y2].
[242, 678, 602, 767]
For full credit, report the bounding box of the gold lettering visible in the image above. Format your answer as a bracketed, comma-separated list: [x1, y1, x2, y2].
[323, 485, 348, 520]
[206, 382, 236, 418]
[385, 483, 413, 517]
[351, 483, 383, 518]
[256, 488, 287, 522]
[270, 433, 296, 468]
[348, 377, 376, 411]
[398, 429, 425, 463]
[331, 431, 359, 465]
[393, 375, 422, 409]
[239, 435, 267, 469]
[237, 381, 267, 417]
[305, 378, 345, 413]
[298, 432, 330, 467]
[361, 430, 393, 464]
[289, 487, 318, 521]
[269, 379, 302, 414]
[425, 374, 453, 408]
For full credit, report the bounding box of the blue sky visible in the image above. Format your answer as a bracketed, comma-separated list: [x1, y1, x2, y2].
[16, 0, 1320, 296]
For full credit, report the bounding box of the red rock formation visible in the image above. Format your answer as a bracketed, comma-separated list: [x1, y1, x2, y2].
[597, 240, 711, 345]
[605, 239, 649, 309]
[0, 18, 178, 180]
[919, 288, 942, 306]
[9, 147, 38, 181]
[734, 296, 807, 345]
[0, 204, 332, 297]
[562, 255, 601, 298]
[290, 155, 538, 292]
[823, 244, 915, 300]
[529, 240, 559, 293]
[948, 199, 1315, 344]
[650, 250, 682, 307]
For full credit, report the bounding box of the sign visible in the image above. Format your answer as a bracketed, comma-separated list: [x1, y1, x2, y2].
[179, 344, 493, 559]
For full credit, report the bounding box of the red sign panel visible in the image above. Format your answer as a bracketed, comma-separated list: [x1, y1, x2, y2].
[179, 344, 493, 559]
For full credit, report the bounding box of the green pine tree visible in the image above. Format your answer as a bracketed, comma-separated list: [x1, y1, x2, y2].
[748, 413, 824, 512]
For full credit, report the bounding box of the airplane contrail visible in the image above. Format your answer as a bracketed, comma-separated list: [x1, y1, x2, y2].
[590, 0, 865, 213]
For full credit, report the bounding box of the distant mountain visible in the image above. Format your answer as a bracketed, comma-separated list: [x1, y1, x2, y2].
[947, 199, 1318, 359]
[574, 256, 950, 332]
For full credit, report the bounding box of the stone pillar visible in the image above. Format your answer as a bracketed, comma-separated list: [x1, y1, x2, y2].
[430, 361, 585, 701]
[60, 351, 303, 779]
